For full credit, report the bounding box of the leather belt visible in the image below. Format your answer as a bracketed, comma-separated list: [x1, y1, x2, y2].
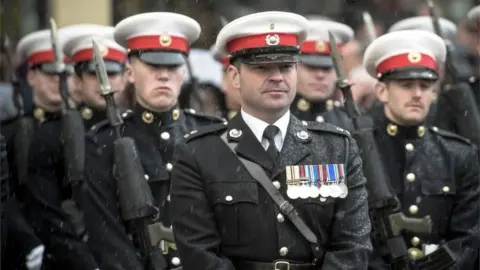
[235, 260, 316, 270]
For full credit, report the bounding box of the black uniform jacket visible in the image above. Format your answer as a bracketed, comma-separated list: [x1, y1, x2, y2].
[82, 105, 222, 270]
[366, 106, 480, 269]
[4, 108, 99, 270]
[170, 113, 373, 270]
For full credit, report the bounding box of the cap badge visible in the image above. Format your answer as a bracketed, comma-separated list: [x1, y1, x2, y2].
[265, 34, 280, 46]
[99, 44, 109, 57]
[159, 35, 172, 47]
[407, 52, 422, 63]
[315, 41, 326, 52]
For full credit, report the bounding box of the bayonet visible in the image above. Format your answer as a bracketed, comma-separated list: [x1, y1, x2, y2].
[49, 18, 66, 73]
[427, 0, 443, 38]
[92, 39, 113, 96]
[328, 31, 360, 118]
[92, 38, 123, 137]
[362, 12, 377, 44]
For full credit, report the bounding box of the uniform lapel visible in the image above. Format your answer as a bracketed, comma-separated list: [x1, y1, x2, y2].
[227, 114, 274, 172]
[272, 115, 311, 179]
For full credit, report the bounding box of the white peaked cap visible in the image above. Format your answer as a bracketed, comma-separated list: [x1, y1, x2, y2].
[363, 30, 446, 79]
[467, 5, 480, 29]
[114, 12, 201, 53]
[62, 25, 126, 63]
[388, 16, 457, 41]
[214, 11, 309, 56]
[16, 30, 63, 64]
[184, 48, 222, 89]
[301, 20, 354, 55]
[209, 44, 229, 67]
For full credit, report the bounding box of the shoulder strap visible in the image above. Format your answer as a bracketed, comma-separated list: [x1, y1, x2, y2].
[219, 132, 324, 262]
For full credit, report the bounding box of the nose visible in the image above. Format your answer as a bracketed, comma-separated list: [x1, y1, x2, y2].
[412, 86, 423, 98]
[155, 67, 170, 81]
[314, 68, 328, 79]
[268, 67, 284, 83]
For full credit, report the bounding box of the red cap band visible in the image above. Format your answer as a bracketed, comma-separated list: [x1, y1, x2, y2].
[227, 33, 298, 54]
[72, 47, 127, 63]
[127, 35, 189, 53]
[28, 50, 70, 64]
[300, 40, 343, 55]
[376, 52, 437, 74]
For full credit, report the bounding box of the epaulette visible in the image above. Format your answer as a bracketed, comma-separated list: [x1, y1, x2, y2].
[183, 122, 228, 142]
[183, 108, 225, 123]
[429, 126, 471, 145]
[89, 109, 134, 134]
[305, 121, 351, 137]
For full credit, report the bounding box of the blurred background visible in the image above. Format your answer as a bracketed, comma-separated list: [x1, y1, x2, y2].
[1, 0, 479, 51]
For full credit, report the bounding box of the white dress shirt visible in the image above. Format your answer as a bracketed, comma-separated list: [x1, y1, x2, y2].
[241, 110, 290, 151]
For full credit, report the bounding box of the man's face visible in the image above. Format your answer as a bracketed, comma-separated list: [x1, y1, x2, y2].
[377, 79, 436, 126]
[75, 71, 126, 109]
[228, 62, 297, 115]
[127, 57, 185, 112]
[296, 63, 337, 101]
[221, 69, 241, 110]
[27, 68, 62, 108]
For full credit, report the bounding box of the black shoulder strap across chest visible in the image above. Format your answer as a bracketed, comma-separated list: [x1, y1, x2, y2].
[219, 132, 324, 263]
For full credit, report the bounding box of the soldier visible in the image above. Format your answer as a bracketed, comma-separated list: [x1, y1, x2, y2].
[62, 25, 128, 130]
[14, 27, 100, 270]
[291, 19, 352, 124]
[361, 30, 479, 269]
[170, 11, 372, 270]
[180, 48, 227, 118]
[387, 15, 480, 146]
[212, 45, 241, 119]
[81, 12, 223, 270]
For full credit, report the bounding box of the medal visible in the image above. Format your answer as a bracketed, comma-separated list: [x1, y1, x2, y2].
[309, 186, 320, 198]
[287, 186, 300, 199]
[330, 184, 342, 198]
[299, 185, 310, 199]
[319, 185, 330, 198]
[339, 183, 348, 198]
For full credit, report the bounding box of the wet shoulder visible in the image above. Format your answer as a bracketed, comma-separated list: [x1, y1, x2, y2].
[183, 108, 225, 127]
[304, 120, 351, 138]
[183, 122, 228, 143]
[429, 126, 472, 146]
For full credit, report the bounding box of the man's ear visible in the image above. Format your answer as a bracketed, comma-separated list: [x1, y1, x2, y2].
[227, 64, 240, 90]
[125, 61, 135, 84]
[375, 81, 388, 104]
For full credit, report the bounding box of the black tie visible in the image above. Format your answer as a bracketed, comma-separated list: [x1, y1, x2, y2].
[263, 125, 280, 162]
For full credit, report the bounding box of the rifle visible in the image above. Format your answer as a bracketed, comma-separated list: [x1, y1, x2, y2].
[49, 18, 86, 189]
[92, 38, 174, 270]
[328, 32, 454, 269]
[427, 0, 480, 146]
[49, 18, 87, 235]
